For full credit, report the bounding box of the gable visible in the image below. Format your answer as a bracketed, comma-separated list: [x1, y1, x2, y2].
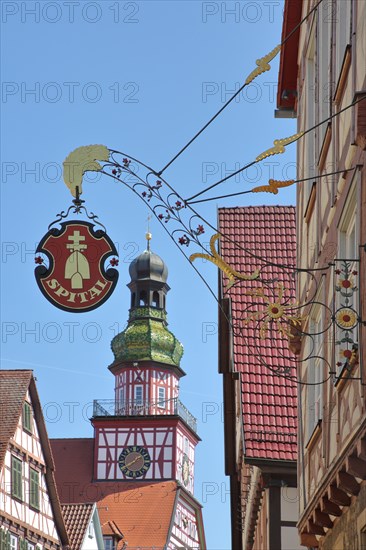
[0, 370, 68, 546]
[0, 370, 32, 469]
[168, 490, 206, 549]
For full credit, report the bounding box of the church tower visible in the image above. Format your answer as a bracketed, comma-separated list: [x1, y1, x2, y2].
[92, 234, 199, 491]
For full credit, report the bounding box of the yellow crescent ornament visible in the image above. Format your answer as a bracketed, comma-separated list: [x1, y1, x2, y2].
[189, 233, 259, 290]
[63, 144, 110, 197]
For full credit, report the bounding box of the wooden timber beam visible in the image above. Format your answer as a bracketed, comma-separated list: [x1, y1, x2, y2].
[300, 533, 319, 547]
[357, 438, 366, 461]
[328, 485, 351, 507]
[347, 456, 366, 480]
[337, 471, 360, 495]
[313, 509, 333, 529]
[307, 520, 325, 536]
[320, 497, 342, 517]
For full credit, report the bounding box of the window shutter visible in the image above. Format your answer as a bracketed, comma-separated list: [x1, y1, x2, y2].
[23, 402, 32, 433]
[0, 529, 8, 550]
[11, 457, 22, 500]
[30, 469, 40, 509]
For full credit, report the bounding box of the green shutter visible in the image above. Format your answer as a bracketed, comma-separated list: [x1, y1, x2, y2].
[29, 468, 40, 510]
[11, 456, 22, 500]
[0, 531, 11, 550]
[0, 529, 7, 550]
[23, 402, 32, 433]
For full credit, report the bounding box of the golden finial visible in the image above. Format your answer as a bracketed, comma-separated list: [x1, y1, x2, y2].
[146, 214, 152, 251]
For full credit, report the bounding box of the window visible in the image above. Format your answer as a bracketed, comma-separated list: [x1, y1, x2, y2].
[317, 3, 331, 147]
[139, 291, 147, 306]
[307, 302, 324, 439]
[27, 544, 35, 550]
[29, 468, 40, 510]
[103, 537, 115, 550]
[118, 387, 125, 412]
[339, 186, 357, 260]
[302, 29, 316, 206]
[158, 387, 166, 408]
[152, 291, 159, 308]
[23, 402, 32, 433]
[334, 0, 351, 84]
[336, 183, 359, 378]
[88, 520, 94, 538]
[131, 292, 135, 308]
[10, 535, 18, 550]
[134, 386, 143, 406]
[11, 456, 22, 500]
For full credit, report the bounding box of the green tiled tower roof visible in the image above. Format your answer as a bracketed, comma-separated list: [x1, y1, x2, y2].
[111, 241, 183, 366]
[111, 310, 183, 366]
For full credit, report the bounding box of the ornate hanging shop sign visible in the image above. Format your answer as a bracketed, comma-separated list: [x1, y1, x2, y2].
[35, 196, 119, 313]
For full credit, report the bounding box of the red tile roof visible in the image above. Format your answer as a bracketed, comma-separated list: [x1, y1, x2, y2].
[99, 482, 177, 548]
[61, 503, 94, 550]
[51, 438, 95, 492]
[51, 438, 178, 548]
[218, 206, 297, 461]
[0, 370, 32, 468]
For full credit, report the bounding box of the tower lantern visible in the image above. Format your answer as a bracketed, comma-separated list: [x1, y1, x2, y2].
[128, 232, 170, 312]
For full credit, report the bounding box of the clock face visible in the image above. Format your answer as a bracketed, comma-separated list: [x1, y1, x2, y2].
[182, 453, 190, 486]
[118, 446, 151, 478]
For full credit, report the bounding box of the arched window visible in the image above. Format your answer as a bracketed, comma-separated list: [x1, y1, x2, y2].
[139, 291, 147, 306]
[131, 292, 136, 308]
[152, 291, 159, 308]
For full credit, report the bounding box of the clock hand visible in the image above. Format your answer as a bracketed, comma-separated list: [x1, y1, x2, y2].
[125, 455, 143, 468]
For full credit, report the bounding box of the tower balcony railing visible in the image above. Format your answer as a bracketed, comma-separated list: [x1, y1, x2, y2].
[92, 397, 197, 433]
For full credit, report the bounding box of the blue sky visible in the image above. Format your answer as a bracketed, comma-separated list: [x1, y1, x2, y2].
[1, 2, 296, 548]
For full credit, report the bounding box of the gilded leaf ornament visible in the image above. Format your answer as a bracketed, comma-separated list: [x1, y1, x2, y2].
[189, 233, 260, 289]
[63, 145, 110, 197]
[252, 179, 296, 194]
[242, 283, 305, 339]
[245, 45, 281, 85]
[255, 132, 303, 162]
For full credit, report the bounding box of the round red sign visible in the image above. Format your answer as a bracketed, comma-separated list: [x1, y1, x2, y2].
[35, 221, 119, 312]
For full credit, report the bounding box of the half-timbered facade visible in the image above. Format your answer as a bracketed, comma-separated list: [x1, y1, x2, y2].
[0, 370, 68, 549]
[51, 238, 206, 549]
[277, 1, 366, 548]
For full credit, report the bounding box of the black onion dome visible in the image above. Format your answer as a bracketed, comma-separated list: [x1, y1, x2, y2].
[129, 250, 168, 283]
